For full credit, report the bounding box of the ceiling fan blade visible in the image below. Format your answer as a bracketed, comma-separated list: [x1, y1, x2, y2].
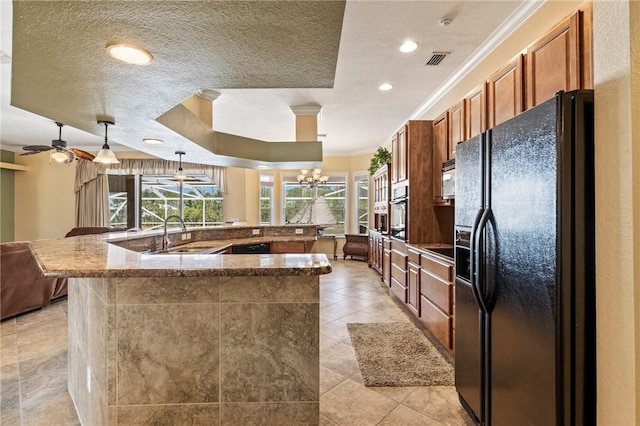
[19, 150, 43, 156]
[70, 148, 95, 161]
[22, 145, 53, 152]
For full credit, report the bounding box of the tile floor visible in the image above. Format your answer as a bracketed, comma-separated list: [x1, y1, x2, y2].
[0, 260, 473, 425]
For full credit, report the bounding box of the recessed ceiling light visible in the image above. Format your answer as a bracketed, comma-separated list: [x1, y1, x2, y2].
[257, 165, 268, 169]
[400, 41, 418, 53]
[379, 83, 393, 91]
[106, 42, 153, 65]
[143, 138, 163, 145]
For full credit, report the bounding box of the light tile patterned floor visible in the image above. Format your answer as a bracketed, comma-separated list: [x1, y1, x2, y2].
[0, 260, 474, 425]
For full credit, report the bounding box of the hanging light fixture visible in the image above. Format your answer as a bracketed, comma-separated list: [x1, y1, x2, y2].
[297, 168, 329, 189]
[93, 120, 120, 164]
[174, 151, 187, 181]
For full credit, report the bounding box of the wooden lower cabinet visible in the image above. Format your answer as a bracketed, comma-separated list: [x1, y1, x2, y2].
[419, 251, 454, 353]
[390, 246, 408, 302]
[270, 241, 311, 254]
[420, 295, 452, 349]
[382, 239, 391, 287]
[407, 261, 420, 315]
[368, 231, 386, 275]
[372, 239, 455, 354]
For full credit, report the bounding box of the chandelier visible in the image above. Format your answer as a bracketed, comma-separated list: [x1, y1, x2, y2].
[297, 169, 329, 189]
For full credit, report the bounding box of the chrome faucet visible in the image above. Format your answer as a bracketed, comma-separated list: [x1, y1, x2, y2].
[162, 215, 187, 251]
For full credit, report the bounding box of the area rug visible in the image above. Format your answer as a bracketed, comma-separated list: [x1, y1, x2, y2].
[347, 322, 454, 387]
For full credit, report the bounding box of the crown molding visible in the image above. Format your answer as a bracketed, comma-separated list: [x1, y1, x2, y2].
[290, 105, 322, 116]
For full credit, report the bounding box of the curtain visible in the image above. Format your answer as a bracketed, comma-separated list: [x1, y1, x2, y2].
[105, 159, 226, 193]
[75, 161, 110, 227]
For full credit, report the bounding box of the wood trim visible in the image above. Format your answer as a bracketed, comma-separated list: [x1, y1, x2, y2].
[580, 3, 593, 89]
[0, 162, 27, 171]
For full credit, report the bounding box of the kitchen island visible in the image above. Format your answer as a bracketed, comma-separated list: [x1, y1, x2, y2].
[29, 225, 330, 425]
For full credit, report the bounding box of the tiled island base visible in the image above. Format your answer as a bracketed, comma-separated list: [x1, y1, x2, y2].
[67, 275, 319, 425]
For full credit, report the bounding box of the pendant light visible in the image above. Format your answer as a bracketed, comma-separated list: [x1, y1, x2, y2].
[174, 151, 187, 181]
[93, 120, 120, 164]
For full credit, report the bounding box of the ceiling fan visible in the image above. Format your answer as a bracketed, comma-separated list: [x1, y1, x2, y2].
[21, 122, 95, 163]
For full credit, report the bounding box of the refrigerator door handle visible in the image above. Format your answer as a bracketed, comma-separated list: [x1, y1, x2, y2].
[469, 208, 485, 313]
[473, 207, 492, 314]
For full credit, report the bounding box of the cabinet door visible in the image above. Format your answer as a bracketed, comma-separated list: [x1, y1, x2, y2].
[408, 262, 420, 315]
[487, 55, 524, 128]
[397, 126, 408, 182]
[448, 102, 465, 159]
[526, 12, 581, 109]
[433, 112, 449, 202]
[465, 84, 486, 139]
[382, 248, 391, 287]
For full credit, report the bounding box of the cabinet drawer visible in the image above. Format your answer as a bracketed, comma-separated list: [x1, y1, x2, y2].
[420, 269, 452, 314]
[391, 250, 408, 269]
[421, 254, 453, 282]
[420, 295, 452, 350]
[407, 248, 420, 265]
[390, 277, 407, 303]
[391, 263, 407, 286]
[271, 241, 307, 253]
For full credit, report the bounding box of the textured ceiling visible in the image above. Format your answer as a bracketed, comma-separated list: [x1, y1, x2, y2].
[1, 0, 531, 167]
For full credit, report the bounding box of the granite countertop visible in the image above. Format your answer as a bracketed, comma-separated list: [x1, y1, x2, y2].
[29, 227, 331, 278]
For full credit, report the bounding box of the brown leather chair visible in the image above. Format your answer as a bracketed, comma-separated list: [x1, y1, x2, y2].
[0, 241, 64, 320]
[0, 227, 124, 320]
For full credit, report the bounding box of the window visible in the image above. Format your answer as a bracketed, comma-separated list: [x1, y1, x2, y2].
[354, 173, 369, 233]
[108, 175, 223, 229]
[259, 173, 274, 225]
[283, 174, 346, 235]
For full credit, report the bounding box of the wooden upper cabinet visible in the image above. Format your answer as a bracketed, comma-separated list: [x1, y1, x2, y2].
[465, 84, 486, 139]
[433, 112, 449, 203]
[486, 55, 524, 128]
[448, 101, 465, 158]
[526, 11, 581, 109]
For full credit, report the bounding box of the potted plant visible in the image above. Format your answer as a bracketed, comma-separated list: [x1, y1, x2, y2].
[368, 146, 391, 175]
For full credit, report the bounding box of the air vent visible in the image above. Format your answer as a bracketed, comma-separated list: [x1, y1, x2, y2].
[425, 52, 450, 66]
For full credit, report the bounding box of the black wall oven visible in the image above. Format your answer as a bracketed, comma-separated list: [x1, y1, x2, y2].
[390, 183, 407, 241]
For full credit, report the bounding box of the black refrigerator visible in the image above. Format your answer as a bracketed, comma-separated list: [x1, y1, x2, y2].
[454, 90, 596, 426]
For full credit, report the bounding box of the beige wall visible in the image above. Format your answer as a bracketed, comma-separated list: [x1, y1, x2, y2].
[14, 153, 76, 240]
[1, 150, 16, 242]
[593, 1, 639, 424]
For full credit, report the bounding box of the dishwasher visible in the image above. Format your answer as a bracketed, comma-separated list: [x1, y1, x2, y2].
[230, 242, 271, 254]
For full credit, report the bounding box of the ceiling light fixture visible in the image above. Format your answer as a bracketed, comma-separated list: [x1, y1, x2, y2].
[106, 42, 153, 65]
[143, 138, 164, 145]
[51, 151, 70, 163]
[400, 40, 418, 53]
[174, 151, 187, 181]
[297, 169, 329, 189]
[379, 83, 393, 91]
[93, 120, 120, 164]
